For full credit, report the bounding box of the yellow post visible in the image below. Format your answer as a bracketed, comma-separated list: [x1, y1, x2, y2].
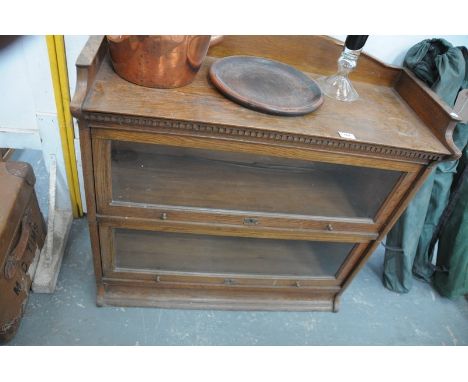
[54, 35, 83, 216]
[46, 35, 83, 217]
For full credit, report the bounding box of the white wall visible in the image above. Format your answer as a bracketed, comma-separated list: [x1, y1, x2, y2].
[0, 36, 72, 209]
[0, 36, 52, 148]
[332, 35, 468, 66]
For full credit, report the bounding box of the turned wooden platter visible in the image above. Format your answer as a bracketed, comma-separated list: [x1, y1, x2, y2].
[209, 55, 323, 116]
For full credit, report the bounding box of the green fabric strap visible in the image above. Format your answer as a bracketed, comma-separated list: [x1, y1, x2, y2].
[433, 142, 468, 298]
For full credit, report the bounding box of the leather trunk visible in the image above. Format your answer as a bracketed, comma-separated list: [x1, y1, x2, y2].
[0, 161, 46, 344]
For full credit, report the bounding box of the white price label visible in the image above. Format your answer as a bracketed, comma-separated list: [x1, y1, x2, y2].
[338, 131, 356, 140]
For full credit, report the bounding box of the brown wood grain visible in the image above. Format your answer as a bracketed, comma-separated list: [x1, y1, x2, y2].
[70, 35, 459, 311]
[91, 128, 423, 171]
[395, 69, 462, 160]
[208, 36, 402, 87]
[209, 55, 323, 115]
[97, 215, 377, 243]
[99, 225, 345, 289]
[100, 280, 337, 311]
[82, 56, 451, 157]
[70, 36, 107, 118]
[113, 228, 353, 278]
[78, 125, 103, 285]
[109, 140, 401, 220]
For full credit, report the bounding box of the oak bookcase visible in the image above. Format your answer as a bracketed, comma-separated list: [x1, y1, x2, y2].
[71, 36, 460, 311]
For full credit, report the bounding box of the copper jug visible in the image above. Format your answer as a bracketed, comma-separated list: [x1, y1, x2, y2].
[107, 35, 223, 88]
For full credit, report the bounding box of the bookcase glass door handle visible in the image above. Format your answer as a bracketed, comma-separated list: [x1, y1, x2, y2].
[243, 217, 259, 225]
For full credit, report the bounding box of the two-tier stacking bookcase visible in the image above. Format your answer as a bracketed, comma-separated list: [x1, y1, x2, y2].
[71, 36, 460, 311]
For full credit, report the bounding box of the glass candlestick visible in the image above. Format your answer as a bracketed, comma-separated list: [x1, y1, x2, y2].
[318, 35, 368, 102]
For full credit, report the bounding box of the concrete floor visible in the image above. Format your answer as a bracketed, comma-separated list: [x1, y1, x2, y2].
[6, 150, 468, 345]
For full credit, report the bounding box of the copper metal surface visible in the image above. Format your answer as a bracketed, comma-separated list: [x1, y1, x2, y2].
[107, 35, 221, 88]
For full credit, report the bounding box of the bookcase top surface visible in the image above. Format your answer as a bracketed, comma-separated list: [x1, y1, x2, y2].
[77, 36, 455, 159]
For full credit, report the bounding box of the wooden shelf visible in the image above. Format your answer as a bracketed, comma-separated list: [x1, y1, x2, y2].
[113, 228, 355, 279]
[111, 140, 401, 220]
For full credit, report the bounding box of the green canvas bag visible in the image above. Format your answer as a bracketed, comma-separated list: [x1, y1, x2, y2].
[383, 39, 468, 298]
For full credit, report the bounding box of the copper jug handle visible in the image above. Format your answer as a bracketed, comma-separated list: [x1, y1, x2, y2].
[209, 35, 224, 48]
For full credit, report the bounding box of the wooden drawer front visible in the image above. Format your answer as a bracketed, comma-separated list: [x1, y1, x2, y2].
[94, 137, 404, 233]
[99, 221, 367, 288]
